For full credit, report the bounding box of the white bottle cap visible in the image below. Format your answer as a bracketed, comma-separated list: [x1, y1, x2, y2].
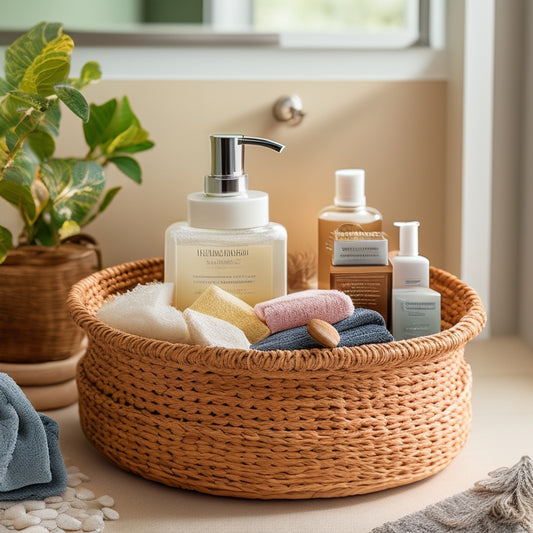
[188, 190, 269, 229]
[395, 221, 420, 256]
[334, 169, 366, 207]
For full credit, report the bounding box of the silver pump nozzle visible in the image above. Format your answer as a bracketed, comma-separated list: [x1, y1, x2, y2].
[205, 134, 285, 196]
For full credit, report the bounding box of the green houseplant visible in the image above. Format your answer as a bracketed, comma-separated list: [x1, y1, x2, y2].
[0, 21, 153, 261]
[0, 22, 153, 366]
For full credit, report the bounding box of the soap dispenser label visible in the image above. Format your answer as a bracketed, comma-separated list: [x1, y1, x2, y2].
[176, 244, 273, 307]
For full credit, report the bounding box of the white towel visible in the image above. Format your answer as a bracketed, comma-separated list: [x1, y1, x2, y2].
[97, 282, 190, 344]
[183, 309, 250, 350]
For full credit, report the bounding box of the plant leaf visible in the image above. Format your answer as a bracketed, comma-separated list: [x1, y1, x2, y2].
[0, 97, 19, 139]
[104, 124, 140, 155]
[108, 156, 141, 183]
[97, 185, 121, 214]
[70, 61, 101, 90]
[58, 219, 80, 241]
[19, 34, 74, 96]
[0, 177, 37, 222]
[31, 216, 56, 246]
[27, 129, 56, 160]
[44, 160, 105, 227]
[2, 146, 39, 188]
[40, 100, 61, 137]
[83, 98, 117, 150]
[0, 77, 12, 95]
[0, 226, 14, 264]
[54, 84, 89, 121]
[31, 176, 50, 221]
[115, 140, 155, 154]
[40, 159, 71, 200]
[4, 22, 63, 88]
[83, 185, 122, 225]
[0, 92, 46, 140]
[8, 89, 50, 111]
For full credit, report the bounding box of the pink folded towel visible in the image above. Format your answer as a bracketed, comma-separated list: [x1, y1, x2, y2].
[254, 290, 354, 334]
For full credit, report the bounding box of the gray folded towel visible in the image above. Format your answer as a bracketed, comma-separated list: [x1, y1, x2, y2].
[0, 372, 68, 500]
[371, 456, 533, 533]
[251, 308, 393, 351]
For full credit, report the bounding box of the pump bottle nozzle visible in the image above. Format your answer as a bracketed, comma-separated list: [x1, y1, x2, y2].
[206, 134, 284, 196]
[240, 136, 285, 152]
[394, 221, 420, 256]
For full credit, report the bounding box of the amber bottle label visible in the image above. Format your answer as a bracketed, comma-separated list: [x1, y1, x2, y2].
[318, 218, 382, 289]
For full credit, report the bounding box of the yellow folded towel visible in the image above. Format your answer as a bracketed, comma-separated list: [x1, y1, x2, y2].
[189, 285, 271, 343]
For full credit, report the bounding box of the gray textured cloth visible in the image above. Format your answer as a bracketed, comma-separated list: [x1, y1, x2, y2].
[251, 308, 393, 351]
[0, 372, 68, 500]
[0, 372, 51, 491]
[372, 456, 533, 533]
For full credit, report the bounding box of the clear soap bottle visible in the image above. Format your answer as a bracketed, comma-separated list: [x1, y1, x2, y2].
[165, 134, 287, 310]
[317, 169, 383, 289]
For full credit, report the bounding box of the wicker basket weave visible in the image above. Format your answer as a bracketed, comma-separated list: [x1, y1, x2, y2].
[0, 238, 101, 363]
[68, 257, 486, 500]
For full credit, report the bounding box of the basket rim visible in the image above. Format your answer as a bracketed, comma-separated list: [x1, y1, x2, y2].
[67, 257, 487, 372]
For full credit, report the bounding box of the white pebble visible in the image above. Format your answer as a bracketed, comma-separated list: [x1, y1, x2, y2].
[5, 502, 26, 520]
[85, 509, 103, 517]
[66, 466, 80, 474]
[30, 508, 58, 519]
[102, 506, 120, 520]
[13, 514, 41, 529]
[0, 525, 11, 533]
[67, 475, 83, 487]
[75, 488, 95, 501]
[82, 515, 105, 531]
[96, 495, 114, 508]
[40, 519, 59, 529]
[56, 513, 82, 530]
[17, 527, 49, 533]
[44, 496, 63, 504]
[50, 529, 66, 533]
[47, 503, 70, 513]
[66, 508, 88, 519]
[61, 488, 76, 502]
[23, 501, 47, 511]
[70, 498, 88, 510]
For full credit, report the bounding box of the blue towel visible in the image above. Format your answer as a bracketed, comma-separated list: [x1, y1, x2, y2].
[251, 308, 394, 351]
[0, 372, 68, 500]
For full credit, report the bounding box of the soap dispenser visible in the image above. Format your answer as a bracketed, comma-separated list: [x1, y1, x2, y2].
[391, 221, 441, 340]
[390, 221, 429, 288]
[165, 134, 287, 310]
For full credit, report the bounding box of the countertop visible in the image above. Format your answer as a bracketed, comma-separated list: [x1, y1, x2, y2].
[46, 337, 533, 533]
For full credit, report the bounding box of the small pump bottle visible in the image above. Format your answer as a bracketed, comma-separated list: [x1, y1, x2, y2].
[391, 221, 440, 340]
[390, 221, 430, 288]
[318, 169, 382, 289]
[165, 134, 287, 310]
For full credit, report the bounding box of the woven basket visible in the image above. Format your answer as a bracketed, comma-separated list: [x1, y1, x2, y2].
[0, 236, 101, 363]
[68, 257, 486, 499]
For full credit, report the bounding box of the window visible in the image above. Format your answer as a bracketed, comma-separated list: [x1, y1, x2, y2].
[1, 0, 432, 50]
[206, 0, 423, 48]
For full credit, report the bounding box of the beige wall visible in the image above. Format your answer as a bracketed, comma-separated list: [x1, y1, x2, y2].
[38, 80, 448, 271]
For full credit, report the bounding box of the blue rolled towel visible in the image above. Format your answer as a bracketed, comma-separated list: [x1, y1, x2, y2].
[251, 308, 394, 351]
[0, 372, 68, 500]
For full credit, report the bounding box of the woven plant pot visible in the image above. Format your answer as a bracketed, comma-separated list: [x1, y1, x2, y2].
[0, 236, 101, 363]
[68, 257, 486, 500]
